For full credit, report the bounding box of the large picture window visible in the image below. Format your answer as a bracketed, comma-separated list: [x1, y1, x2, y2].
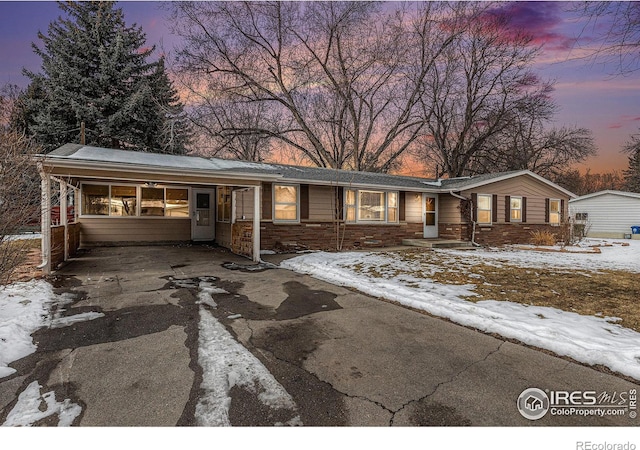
[344, 189, 399, 223]
[82, 184, 109, 216]
[274, 184, 299, 222]
[110, 185, 137, 216]
[477, 194, 492, 225]
[81, 183, 188, 218]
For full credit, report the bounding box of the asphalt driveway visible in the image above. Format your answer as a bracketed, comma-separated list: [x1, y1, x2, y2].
[1, 245, 638, 426]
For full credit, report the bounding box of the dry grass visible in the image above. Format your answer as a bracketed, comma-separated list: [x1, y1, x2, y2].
[359, 248, 640, 333]
[1, 239, 43, 285]
[530, 229, 556, 246]
[435, 264, 640, 332]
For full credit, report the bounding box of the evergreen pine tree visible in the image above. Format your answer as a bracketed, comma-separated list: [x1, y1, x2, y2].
[23, 1, 189, 153]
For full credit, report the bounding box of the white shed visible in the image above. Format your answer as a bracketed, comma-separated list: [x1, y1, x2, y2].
[569, 190, 640, 239]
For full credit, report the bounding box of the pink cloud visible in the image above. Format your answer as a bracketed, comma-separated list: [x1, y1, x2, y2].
[485, 2, 576, 51]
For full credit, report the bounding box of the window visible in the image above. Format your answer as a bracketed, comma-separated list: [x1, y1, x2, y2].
[510, 196, 522, 222]
[110, 185, 137, 216]
[274, 184, 299, 222]
[141, 187, 165, 216]
[549, 199, 561, 224]
[82, 184, 109, 216]
[359, 190, 385, 221]
[344, 189, 400, 223]
[166, 189, 189, 217]
[217, 186, 232, 222]
[81, 183, 189, 218]
[345, 189, 356, 222]
[387, 192, 399, 223]
[477, 194, 492, 224]
[575, 212, 588, 221]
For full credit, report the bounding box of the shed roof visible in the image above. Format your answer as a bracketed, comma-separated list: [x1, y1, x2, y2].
[570, 190, 640, 202]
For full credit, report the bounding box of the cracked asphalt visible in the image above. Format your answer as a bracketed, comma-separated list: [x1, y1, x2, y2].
[1, 245, 638, 426]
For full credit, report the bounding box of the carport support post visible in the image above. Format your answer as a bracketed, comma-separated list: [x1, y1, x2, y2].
[253, 185, 261, 262]
[38, 164, 51, 274]
[60, 180, 68, 261]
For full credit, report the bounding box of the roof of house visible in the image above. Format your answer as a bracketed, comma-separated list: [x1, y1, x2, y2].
[43, 144, 575, 196]
[569, 190, 640, 202]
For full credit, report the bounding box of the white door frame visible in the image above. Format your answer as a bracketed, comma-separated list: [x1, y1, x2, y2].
[191, 188, 216, 241]
[423, 194, 438, 238]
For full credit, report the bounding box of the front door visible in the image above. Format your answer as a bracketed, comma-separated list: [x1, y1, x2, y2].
[192, 189, 216, 241]
[423, 194, 438, 238]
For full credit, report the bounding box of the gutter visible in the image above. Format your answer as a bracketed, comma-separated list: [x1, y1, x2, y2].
[449, 191, 481, 247]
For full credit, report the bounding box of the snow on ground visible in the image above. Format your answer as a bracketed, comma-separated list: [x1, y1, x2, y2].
[281, 240, 640, 381]
[2, 233, 41, 242]
[0, 279, 105, 378]
[1, 278, 105, 426]
[467, 239, 640, 273]
[197, 306, 302, 426]
[1, 381, 81, 427]
[0, 280, 70, 378]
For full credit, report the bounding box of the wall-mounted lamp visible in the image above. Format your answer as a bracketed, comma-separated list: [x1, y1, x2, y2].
[144, 182, 158, 188]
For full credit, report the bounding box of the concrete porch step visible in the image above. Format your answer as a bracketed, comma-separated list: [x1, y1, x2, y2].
[401, 239, 476, 249]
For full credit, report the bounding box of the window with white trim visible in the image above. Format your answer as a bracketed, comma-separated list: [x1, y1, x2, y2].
[510, 196, 522, 222]
[359, 190, 385, 221]
[344, 189, 399, 223]
[345, 189, 356, 223]
[477, 194, 492, 225]
[273, 184, 299, 222]
[549, 199, 561, 224]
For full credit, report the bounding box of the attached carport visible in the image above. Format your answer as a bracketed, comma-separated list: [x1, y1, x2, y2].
[36, 144, 281, 273]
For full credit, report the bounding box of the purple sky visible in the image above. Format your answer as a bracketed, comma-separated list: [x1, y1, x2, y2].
[1, 1, 638, 173]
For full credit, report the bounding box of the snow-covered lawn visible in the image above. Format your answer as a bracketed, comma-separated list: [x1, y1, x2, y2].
[281, 239, 640, 381]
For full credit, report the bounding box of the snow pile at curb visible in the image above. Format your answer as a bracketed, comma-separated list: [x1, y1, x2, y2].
[281, 251, 640, 381]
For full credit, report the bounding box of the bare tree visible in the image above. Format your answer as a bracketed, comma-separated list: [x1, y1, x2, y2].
[570, 2, 640, 75]
[418, 9, 556, 178]
[1, 88, 42, 284]
[169, 1, 469, 172]
[622, 131, 640, 192]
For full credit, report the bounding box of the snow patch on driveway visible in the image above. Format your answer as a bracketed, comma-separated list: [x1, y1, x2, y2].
[1, 381, 81, 426]
[196, 307, 301, 426]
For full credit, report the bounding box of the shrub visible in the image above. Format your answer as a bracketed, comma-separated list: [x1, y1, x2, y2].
[530, 229, 556, 246]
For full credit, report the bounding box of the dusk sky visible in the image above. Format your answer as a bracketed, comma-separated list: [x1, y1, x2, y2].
[1, 1, 638, 173]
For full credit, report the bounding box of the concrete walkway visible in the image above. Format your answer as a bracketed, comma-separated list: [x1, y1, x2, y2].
[1, 245, 637, 426]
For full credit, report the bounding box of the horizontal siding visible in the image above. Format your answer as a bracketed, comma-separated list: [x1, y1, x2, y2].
[405, 193, 422, 223]
[438, 194, 462, 223]
[462, 175, 569, 224]
[309, 185, 336, 220]
[570, 194, 640, 234]
[80, 218, 191, 243]
[235, 189, 255, 220]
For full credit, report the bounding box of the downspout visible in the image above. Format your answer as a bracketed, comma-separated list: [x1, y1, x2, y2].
[449, 191, 481, 247]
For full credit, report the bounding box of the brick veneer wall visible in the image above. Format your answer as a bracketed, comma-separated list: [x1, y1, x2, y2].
[438, 223, 470, 241]
[473, 223, 567, 246]
[260, 221, 424, 251]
